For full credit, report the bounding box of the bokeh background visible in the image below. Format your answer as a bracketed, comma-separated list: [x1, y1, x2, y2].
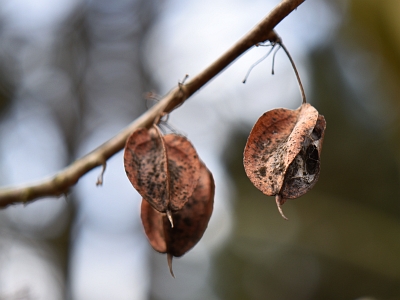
[0, 0, 399, 299]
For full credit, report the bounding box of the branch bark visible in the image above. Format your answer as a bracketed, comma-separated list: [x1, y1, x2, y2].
[0, 0, 305, 208]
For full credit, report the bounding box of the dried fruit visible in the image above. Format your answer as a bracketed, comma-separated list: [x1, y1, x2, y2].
[124, 124, 213, 276]
[163, 134, 201, 212]
[243, 40, 327, 219]
[124, 126, 201, 219]
[279, 114, 326, 199]
[243, 103, 326, 219]
[141, 161, 215, 277]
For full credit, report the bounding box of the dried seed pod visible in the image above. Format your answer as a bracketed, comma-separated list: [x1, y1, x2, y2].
[124, 127, 201, 216]
[141, 162, 215, 277]
[243, 103, 326, 219]
[163, 134, 202, 211]
[279, 114, 326, 199]
[124, 127, 168, 213]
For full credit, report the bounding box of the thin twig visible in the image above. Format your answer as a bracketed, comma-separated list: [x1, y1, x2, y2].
[96, 162, 107, 186]
[0, 0, 305, 208]
[242, 44, 276, 83]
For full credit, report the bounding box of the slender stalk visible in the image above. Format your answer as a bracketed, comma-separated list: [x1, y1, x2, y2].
[278, 42, 307, 104]
[275, 194, 288, 220]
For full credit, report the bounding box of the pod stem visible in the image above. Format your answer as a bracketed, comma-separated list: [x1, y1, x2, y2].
[167, 253, 175, 278]
[166, 209, 174, 228]
[278, 42, 307, 104]
[275, 194, 288, 220]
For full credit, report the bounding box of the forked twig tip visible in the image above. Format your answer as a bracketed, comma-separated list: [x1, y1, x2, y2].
[243, 43, 276, 83]
[179, 74, 189, 88]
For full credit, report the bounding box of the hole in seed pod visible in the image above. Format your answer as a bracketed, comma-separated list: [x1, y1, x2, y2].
[305, 144, 319, 175]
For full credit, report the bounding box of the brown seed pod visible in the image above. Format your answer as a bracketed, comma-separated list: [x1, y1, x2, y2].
[243, 103, 326, 219]
[140, 161, 215, 277]
[279, 114, 326, 199]
[124, 126, 201, 217]
[163, 134, 202, 212]
[124, 127, 168, 213]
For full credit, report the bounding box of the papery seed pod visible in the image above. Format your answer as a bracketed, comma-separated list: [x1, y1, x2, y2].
[163, 134, 202, 212]
[141, 161, 215, 277]
[243, 103, 326, 219]
[242, 40, 327, 219]
[124, 127, 168, 213]
[124, 127, 201, 217]
[279, 114, 326, 199]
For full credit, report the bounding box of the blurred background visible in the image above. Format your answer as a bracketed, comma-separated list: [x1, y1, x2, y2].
[0, 0, 399, 299]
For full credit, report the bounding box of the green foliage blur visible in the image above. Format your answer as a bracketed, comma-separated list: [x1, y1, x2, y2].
[213, 1, 400, 299]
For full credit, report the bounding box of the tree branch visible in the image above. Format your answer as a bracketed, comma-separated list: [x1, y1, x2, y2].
[0, 0, 305, 208]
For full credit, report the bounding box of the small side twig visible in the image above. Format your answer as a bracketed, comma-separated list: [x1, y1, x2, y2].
[96, 162, 107, 186]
